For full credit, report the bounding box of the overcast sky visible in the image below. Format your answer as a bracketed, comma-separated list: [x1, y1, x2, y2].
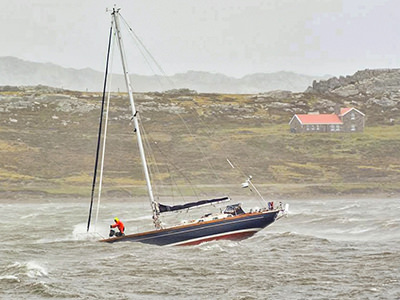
[1, 0, 398, 77]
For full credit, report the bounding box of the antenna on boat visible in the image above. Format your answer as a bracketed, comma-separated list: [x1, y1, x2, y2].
[242, 175, 266, 203]
[226, 158, 267, 203]
[111, 8, 161, 229]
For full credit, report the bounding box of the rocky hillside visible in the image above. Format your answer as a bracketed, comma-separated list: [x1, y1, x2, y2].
[1, 69, 400, 200]
[308, 68, 400, 104]
[305, 69, 400, 125]
[0, 56, 328, 93]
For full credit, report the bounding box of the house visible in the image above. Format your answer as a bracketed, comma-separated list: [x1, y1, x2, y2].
[289, 107, 365, 133]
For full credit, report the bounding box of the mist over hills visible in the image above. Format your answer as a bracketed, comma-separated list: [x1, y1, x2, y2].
[0, 56, 328, 93]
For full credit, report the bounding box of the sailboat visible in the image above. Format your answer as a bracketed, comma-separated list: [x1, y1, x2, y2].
[86, 8, 288, 246]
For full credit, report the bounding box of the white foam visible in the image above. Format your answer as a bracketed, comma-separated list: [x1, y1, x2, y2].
[26, 261, 48, 278]
[73, 223, 108, 241]
[34, 222, 105, 244]
[7, 261, 48, 279]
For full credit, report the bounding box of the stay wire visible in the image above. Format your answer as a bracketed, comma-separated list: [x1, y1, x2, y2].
[119, 13, 221, 184]
[138, 116, 161, 198]
[142, 126, 201, 202]
[120, 13, 175, 89]
[122, 10, 220, 181]
[140, 116, 200, 203]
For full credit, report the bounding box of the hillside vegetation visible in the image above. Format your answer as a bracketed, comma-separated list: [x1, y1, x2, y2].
[1, 69, 400, 199]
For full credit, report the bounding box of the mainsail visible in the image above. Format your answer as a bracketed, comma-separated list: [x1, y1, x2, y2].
[157, 196, 230, 213]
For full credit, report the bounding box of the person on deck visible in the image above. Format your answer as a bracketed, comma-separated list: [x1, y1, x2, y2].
[110, 217, 125, 237]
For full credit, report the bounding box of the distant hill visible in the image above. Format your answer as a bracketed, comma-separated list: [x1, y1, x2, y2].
[0, 56, 328, 93]
[1, 65, 400, 198]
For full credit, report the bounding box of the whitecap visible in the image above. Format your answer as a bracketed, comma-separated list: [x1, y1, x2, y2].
[20, 213, 39, 220]
[72, 222, 95, 240]
[5, 261, 48, 279]
[26, 261, 48, 278]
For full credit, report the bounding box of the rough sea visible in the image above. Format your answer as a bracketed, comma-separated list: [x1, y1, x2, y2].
[1, 197, 399, 299]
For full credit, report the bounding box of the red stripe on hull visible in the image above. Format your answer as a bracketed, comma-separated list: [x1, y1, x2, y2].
[177, 230, 258, 246]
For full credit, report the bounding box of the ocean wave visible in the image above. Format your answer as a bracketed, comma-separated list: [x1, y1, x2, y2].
[2, 261, 48, 280]
[328, 203, 362, 211]
[258, 231, 332, 245]
[25, 262, 48, 278]
[0, 275, 20, 283]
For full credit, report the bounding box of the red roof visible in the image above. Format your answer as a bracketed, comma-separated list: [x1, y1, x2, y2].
[294, 114, 343, 125]
[340, 108, 352, 116]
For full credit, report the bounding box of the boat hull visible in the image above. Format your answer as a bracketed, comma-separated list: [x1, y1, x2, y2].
[101, 210, 279, 246]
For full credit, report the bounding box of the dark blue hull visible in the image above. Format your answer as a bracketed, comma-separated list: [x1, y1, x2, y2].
[101, 210, 279, 246]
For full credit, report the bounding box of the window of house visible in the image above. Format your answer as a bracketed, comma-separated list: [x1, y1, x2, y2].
[316, 125, 320, 131]
[330, 125, 335, 131]
[336, 125, 340, 131]
[351, 112, 355, 120]
[351, 124, 356, 131]
[306, 125, 310, 131]
[311, 125, 315, 131]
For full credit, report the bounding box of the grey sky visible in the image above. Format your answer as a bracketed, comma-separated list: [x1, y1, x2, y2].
[1, 0, 398, 77]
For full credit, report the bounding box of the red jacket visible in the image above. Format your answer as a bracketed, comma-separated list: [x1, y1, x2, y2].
[111, 220, 125, 233]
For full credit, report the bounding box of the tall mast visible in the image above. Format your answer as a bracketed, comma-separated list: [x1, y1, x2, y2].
[112, 8, 160, 229]
[86, 20, 114, 233]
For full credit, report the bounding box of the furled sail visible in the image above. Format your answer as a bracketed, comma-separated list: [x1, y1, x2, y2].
[157, 196, 230, 213]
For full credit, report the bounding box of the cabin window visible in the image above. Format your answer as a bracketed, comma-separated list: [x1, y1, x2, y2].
[224, 204, 245, 216]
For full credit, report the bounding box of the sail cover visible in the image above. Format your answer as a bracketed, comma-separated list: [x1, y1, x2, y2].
[157, 196, 230, 213]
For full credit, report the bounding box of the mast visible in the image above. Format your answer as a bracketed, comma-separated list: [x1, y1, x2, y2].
[112, 8, 160, 229]
[87, 21, 114, 233]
